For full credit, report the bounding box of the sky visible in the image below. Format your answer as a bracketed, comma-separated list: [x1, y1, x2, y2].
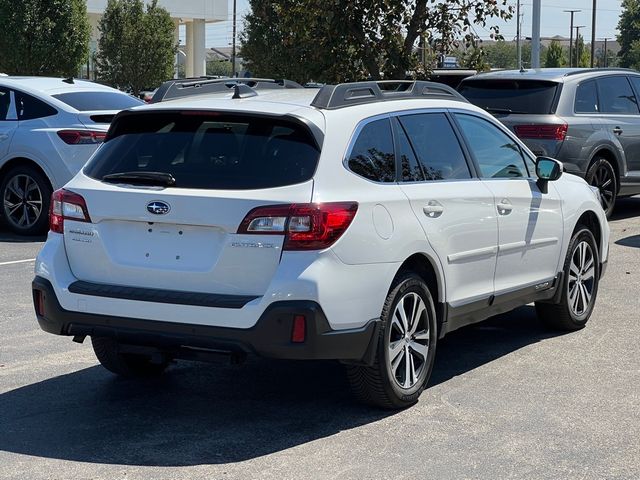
[197, 0, 623, 49]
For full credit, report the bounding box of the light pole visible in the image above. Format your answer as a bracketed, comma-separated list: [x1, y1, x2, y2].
[591, 0, 597, 67]
[531, 0, 541, 68]
[575, 26, 586, 67]
[516, 0, 522, 70]
[231, 0, 237, 77]
[600, 37, 612, 67]
[565, 9, 581, 67]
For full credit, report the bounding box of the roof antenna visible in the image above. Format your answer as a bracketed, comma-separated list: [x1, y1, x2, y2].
[62, 77, 75, 84]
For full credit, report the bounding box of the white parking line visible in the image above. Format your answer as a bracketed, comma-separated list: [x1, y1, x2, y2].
[0, 258, 36, 266]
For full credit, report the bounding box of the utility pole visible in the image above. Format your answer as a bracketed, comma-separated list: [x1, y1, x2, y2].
[600, 37, 611, 67]
[531, 0, 541, 68]
[516, 0, 522, 70]
[576, 26, 586, 67]
[565, 10, 581, 67]
[231, 0, 237, 77]
[591, 0, 597, 67]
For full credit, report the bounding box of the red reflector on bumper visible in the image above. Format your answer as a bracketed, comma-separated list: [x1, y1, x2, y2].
[291, 315, 306, 343]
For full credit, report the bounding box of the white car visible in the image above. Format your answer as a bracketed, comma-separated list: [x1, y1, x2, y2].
[32, 79, 609, 408]
[0, 76, 143, 235]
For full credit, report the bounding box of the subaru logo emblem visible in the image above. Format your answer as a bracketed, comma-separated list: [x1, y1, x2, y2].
[147, 201, 170, 215]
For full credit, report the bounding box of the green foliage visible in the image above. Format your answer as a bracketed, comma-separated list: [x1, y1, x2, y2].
[241, 0, 513, 83]
[207, 60, 232, 77]
[482, 41, 517, 69]
[96, 0, 176, 95]
[618, 0, 640, 68]
[459, 46, 490, 72]
[545, 40, 565, 68]
[0, 0, 90, 76]
[571, 35, 591, 68]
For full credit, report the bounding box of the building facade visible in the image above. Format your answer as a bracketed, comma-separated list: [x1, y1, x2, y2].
[86, 0, 228, 78]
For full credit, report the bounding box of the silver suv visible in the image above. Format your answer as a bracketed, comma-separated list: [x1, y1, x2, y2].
[460, 68, 640, 217]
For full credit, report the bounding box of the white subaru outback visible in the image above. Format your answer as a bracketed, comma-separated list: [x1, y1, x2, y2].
[32, 79, 609, 409]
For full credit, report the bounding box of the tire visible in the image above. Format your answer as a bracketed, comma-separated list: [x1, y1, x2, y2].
[346, 271, 438, 409]
[586, 158, 617, 219]
[535, 227, 600, 331]
[91, 336, 170, 378]
[0, 165, 52, 235]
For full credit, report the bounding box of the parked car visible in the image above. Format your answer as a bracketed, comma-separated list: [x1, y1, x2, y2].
[0, 76, 143, 235]
[32, 79, 609, 408]
[459, 68, 640, 217]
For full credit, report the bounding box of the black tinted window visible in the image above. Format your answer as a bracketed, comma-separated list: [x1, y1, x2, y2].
[395, 121, 424, 182]
[459, 80, 560, 114]
[629, 76, 640, 100]
[455, 114, 528, 179]
[0, 88, 10, 120]
[84, 113, 319, 190]
[15, 92, 57, 120]
[399, 113, 470, 180]
[597, 77, 639, 114]
[53, 92, 143, 111]
[347, 119, 396, 182]
[575, 81, 599, 113]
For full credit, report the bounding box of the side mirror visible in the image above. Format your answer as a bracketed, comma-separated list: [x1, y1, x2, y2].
[536, 157, 563, 193]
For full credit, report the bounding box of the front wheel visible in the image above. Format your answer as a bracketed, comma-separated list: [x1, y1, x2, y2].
[536, 227, 600, 331]
[346, 272, 437, 409]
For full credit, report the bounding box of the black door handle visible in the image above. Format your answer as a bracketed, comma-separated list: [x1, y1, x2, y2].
[613, 127, 624, 135]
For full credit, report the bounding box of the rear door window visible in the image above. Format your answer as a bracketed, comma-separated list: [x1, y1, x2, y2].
[53, 92, 143, 111]
[575, 81, 599, 113]
[15, 91, 57, 120]
[398, 113, 471, 180]
[347, 118, 396, 183]
[596, 77, 639, 114]
[459, 80, 560, 114]
[84, 112, 320, 190]
[0, 88, 11, 120]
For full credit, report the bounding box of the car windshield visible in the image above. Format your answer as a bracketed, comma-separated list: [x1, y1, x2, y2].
[459, 79, 560, 114]
[52, 92, 143, 111]
[83, 112, 320, 190]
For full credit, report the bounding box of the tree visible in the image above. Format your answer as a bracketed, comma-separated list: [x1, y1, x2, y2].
[483, 41, 517, 69]
[545, 40, 565, 67]
[0, 0, 89, 76]
[96, 0, 176, 95]
[618, 0, 640, 68]
[571, 35, 591, 67]
[207, 60, 232, 77]
[241, 0, 513, 83]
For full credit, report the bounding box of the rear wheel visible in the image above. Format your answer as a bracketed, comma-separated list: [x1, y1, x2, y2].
[346, 272, 437, 409]
[91, 337, 170, 378]
[535, 227, 600, 331]
[0, 165, 52, 235]
[586, 158, 617, 218]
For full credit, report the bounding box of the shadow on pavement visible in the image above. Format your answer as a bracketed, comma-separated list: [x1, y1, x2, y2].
[0, 228, 46, 243]
[615, 234, 640, 248]
[611, 196, 640, 222]
[0, 306, 562, 466]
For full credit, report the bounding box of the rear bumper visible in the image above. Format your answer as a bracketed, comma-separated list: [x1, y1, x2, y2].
[32, 276, 380, 364]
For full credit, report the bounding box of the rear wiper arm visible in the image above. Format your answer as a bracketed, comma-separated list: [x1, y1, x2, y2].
[102, 171, 176, 187]
[484, 107, 527, 114]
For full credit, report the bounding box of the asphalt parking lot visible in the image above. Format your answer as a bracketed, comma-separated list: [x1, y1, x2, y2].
[1, 199, 639, 480]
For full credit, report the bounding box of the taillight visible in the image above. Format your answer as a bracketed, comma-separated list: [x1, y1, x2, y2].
[49, 189, 92, 234]
[57, 130, 107, 145]
[237, 202, 358, 251]
[513, 124, 568, 141]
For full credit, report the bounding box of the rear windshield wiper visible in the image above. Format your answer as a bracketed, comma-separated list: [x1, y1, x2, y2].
[484, 107, 528, 115]
[101, 171, 176, 187]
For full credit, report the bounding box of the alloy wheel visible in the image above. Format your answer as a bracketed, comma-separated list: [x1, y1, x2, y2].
[388, 292, 430, 389]
[3, 174, 43, 229]
[568, 240, 596, 317]
[590, 163, 615, 213]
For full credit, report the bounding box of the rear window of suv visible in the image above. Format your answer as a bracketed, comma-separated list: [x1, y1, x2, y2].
[459, 80, 560, 114]
[83, 112, 320, 190]
[53, 92, 143, 111]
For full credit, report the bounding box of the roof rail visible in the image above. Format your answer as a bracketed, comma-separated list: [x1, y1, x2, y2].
[563, 68, 637, 77]
[151, 77, 303, 103]
[311, 80, 468, 110]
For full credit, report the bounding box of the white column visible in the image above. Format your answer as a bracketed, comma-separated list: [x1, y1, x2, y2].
[185, 21, 195, 78]
[193, 19, 207, 77]
[173, 19, 180, 79]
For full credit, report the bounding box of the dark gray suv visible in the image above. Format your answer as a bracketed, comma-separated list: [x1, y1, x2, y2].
[459, 68, 640, 217]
